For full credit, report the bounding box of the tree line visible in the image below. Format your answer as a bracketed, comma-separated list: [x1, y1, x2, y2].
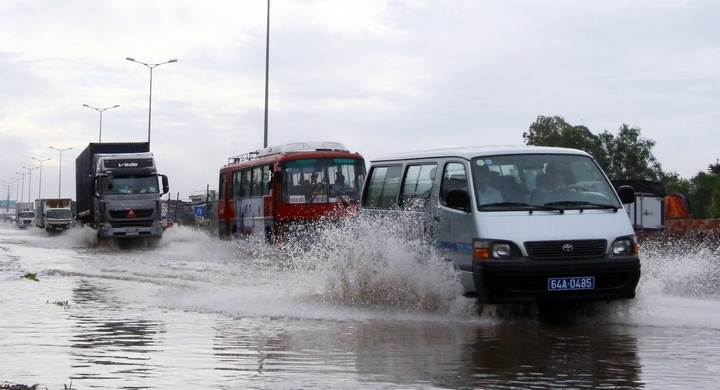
[523, 115, 720, 218]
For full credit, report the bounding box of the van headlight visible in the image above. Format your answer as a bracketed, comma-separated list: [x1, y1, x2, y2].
[492, 243, 512, 259]
[473, 239, 517, 260]
[612, 237, 638, 256]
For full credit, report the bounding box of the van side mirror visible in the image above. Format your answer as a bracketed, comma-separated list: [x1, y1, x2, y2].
[161, 175, 169, 194]
[616, 185, 635, 204]
[444, 189, 471, 213]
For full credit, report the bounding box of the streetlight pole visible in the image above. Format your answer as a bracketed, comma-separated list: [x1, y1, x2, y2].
[83, 104, 119, 143]
[264, 0, 271, 148]
[31, 157, 51, 199]
[15, 173, 26, 203]
[49, 146, 73, 198]
[125, 57, 177, 149]
[2, 181, 13, 213]
[12, 177, 20, 205]
[22, 166, 38, 202]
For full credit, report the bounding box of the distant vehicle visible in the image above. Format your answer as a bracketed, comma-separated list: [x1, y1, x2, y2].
[218, 141, 366, 242]
[15, 202, 35, 229]
[361, 145, 640, 304]
[35, 198, 74, 233]
[76, 142, 169, 240]
[3, 215, 16, 223]
[612, 179, 666, 231]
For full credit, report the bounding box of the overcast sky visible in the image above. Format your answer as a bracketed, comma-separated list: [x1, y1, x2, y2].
[1, 0, 718, 201]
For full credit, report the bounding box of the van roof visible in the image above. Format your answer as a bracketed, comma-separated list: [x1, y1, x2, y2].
[370, 145, 591, 162]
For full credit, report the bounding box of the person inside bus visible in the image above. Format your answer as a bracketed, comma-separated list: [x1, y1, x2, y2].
[330, 172, 353, 195]
[474, 164, 502, 205]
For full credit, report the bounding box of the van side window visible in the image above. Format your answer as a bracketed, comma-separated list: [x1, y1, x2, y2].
[364, 165, 403, 209]
[400, 163, 437, 210]
[440, 162, 468, 208]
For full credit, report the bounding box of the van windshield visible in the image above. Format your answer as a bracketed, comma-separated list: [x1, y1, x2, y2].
[471, 154, 622, 211]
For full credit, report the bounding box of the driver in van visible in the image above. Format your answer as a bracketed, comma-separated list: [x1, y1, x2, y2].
[541, 162, 588, 193]
[474, 164, 503, 205]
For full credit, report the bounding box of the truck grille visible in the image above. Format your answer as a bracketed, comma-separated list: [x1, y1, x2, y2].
[524, 239, 606, 260]
[110, 220, 155, 228]
[109, 209, 155, 219]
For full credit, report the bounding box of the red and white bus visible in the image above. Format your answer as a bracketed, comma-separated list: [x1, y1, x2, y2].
[218, 141, 366, 241]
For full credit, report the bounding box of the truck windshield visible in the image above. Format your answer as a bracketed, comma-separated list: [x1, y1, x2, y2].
[18, 211, 35, 218]
[47, 209, 73, 219]
[102, 175, 159, 194]
[470, 153, 622, 211]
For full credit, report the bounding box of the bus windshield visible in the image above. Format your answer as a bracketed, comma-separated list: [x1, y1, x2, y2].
[283, 157, 365, 204]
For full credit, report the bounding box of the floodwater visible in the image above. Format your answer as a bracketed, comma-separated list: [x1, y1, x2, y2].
[1, 219, 720, 390]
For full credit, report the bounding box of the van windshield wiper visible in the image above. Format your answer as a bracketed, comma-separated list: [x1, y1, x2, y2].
[479, 202, 565, 213]
[543, 200, 620, 212]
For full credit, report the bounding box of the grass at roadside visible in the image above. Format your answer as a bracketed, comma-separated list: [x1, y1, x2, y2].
[1, 381, 73, 390]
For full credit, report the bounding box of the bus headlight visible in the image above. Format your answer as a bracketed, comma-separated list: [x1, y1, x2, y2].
[612, 238, 638, 256]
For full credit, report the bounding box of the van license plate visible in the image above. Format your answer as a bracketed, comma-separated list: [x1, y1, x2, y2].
[548, 277, 595, 291]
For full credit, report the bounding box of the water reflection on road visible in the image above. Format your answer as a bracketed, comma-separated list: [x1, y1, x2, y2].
[1, 223, 720, 389]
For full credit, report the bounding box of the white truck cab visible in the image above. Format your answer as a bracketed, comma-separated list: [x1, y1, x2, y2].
[361, 145, 641, 303]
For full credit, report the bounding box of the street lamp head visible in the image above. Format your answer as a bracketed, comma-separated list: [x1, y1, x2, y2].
[113, 105, 120, 108]
[82, 104, 90, 108]
[50, 146, 70, 152]
[169, 59, 178, 63]
[126, 57, 135, 62]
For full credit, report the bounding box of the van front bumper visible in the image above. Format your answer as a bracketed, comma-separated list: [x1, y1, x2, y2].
[472, 257, 641, 303]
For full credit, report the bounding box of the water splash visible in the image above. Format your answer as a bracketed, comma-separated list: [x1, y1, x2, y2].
[278, 213, 464, 314]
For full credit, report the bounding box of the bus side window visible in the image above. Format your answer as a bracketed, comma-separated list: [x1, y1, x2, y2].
[262, 165, 271, 196]
[241, 170, 252, 198]
[219, 173, 227, 201]
[251, 166, 262, 197]
[232, 171, 242, 200]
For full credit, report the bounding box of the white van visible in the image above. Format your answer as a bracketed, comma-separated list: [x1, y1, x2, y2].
[361, 145, 641, 303]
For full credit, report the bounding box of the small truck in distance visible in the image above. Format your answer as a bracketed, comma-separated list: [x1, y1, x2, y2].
[15, 202, 35, 229]
[35, 198, 74, 233]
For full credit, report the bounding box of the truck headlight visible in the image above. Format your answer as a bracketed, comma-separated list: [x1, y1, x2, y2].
[612, 238, 638, 256]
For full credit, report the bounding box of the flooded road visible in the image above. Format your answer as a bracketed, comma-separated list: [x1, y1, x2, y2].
[2, 221, 720, 389]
